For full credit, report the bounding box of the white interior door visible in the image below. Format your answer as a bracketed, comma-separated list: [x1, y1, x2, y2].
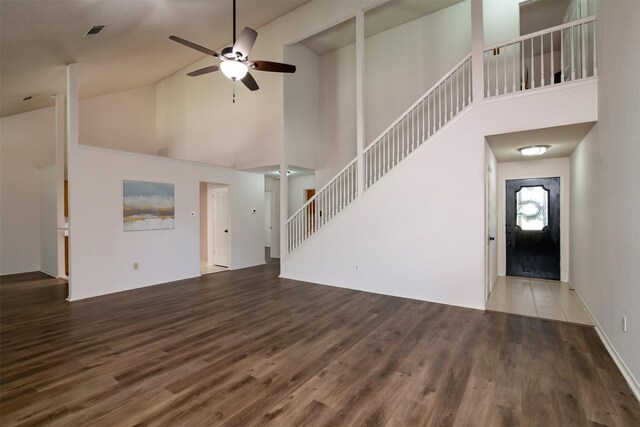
[213, 187, 229, 267]
[206, 185, 215, 265]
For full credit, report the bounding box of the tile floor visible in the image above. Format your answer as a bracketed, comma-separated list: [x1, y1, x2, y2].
[486, 276, 594, 326]
[200, 262, 228, 275]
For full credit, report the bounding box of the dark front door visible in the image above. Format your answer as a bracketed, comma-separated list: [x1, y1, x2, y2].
[506, 177, 560, 280]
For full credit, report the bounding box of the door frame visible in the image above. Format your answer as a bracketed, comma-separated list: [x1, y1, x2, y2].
[498, 171, 569, 282]
[485, 166, 493, 300]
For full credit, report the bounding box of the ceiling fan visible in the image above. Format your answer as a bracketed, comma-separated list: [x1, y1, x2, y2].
[169, 0, 296, 94]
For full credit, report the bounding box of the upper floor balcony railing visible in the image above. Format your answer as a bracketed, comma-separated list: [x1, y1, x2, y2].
[483, 16, 597, 99]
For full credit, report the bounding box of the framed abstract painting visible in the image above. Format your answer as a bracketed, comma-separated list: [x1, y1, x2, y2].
[123, 180, 175, 231]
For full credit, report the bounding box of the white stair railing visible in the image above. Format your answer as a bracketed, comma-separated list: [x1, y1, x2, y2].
[286, 159, 357, 254]
[364, 54, 472, 189]
[484, 16, 597, 99]
[285, 54, 472, 254]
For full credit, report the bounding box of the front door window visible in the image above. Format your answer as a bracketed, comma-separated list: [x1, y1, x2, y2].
[516, 186, 549, 231]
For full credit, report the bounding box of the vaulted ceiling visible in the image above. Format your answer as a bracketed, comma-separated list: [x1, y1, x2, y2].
[0, 0, 310, 117]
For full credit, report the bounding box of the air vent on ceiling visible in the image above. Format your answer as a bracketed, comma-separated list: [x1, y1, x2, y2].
[84, 25, 106, 38]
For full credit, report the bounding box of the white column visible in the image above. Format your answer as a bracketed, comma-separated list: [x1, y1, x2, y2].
[55, 93, 66, 278]
[66, 63, 78, 298]
[356, 9, 365, 196]
[279, 160, 288, 263]
[471, 0, 485, 104]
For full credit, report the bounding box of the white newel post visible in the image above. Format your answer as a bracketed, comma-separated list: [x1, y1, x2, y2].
[66, 63, 78, 299]
[356, 9, 365, 196]
[55, 93, 66, 278]
[471, 0, 484, 104]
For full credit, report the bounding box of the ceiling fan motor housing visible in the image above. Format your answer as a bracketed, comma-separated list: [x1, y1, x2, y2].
[221, 47, 240, 59]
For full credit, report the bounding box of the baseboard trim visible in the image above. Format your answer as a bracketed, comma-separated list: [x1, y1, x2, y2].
[279, 272, 485, 312]
[571, 283, 640, 401]
[39, 269, 57, 278]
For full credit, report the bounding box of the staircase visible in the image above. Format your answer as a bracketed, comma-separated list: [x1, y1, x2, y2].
[286, 54, 473, 254]
[285, 16, 597, 256]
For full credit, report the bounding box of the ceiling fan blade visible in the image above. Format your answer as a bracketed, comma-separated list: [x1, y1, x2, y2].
[241, 73, 259, 91]
[187, 65, 220, 77]
[233, 27, 258, 58]
[169, 36, 220, 58]
[251, 60, 296, 73]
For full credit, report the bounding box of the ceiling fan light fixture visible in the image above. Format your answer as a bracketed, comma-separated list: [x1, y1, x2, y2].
[518, 145, 550, 156]
[220, 61, 248, 80]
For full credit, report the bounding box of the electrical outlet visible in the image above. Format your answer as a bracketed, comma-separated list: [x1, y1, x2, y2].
[133, 262, 139, 270]
[622, 316, 627, 332]
[355, 264, 359, 270]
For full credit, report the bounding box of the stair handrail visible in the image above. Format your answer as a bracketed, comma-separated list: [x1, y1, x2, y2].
[364, 52, 472, 154]
[483, 15, 596, 52]
[286, 157, 357, 223]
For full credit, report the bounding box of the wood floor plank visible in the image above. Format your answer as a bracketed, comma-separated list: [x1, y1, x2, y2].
[1, 262, 639, 426]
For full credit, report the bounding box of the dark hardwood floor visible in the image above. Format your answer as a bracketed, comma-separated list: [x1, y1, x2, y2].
[1, 259, 639, 426]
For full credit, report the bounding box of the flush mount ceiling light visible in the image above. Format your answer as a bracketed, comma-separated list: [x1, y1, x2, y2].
[518, 145, 550, 156]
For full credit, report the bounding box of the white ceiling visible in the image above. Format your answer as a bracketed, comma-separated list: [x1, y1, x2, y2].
[486, 122, 595, 163]
[0, 0, 310, 117]
[299, 0, 463, 56]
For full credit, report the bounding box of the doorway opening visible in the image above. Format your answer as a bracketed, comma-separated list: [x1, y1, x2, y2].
[199, 182, 230, 275]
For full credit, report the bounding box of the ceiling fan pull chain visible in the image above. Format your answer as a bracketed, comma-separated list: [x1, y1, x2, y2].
[233, 81, 236, 104]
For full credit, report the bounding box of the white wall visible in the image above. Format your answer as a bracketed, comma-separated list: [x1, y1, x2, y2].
[283, 108, 487, 310]
[265, 177, 280, 258]
[284, 44, 321, 171]
[0, 107, 53, 275]
[67, 144, 265, 300]
[1, 87, 157, 275]
[315, 1, 472, 188]
[483, 0, 520, 46]
[497, 157, 571, 282]
[482, 80, 597, 135]
[570, 0, 640, 395]
[316, 41, 358, 187]
[288, 174, 316, 217]
[365, 1, 472, 143]
[80, 85, 156, 155]
[40, 166, 58, 276]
